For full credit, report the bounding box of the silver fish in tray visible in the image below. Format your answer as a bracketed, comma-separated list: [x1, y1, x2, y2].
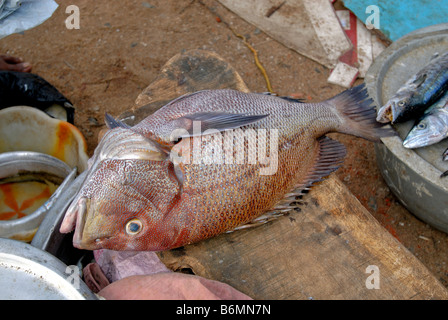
[403, 90, 448, 149]
[377, 51, 448, 124]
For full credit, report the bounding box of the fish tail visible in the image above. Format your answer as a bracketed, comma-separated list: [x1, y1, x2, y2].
[327, 84, 396, 141]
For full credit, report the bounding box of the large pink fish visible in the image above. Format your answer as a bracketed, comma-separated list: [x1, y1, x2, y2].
[60, 85, 393, 251]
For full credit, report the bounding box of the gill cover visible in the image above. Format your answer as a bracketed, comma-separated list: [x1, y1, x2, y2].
[60, 114, 169, 234]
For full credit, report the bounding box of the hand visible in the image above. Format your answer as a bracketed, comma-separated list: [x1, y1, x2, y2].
[0, 54, 32, 72]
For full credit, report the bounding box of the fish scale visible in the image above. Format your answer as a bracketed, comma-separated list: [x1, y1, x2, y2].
[60, 85, 394, 251]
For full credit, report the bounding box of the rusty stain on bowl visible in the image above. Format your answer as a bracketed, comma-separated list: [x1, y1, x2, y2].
[0, 180, 57, 220]
[0, 177, 59, 241]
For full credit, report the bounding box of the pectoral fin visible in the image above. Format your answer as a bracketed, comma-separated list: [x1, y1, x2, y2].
[101, 113, 171, 161]
[412, 73, 427, 88]
[174, 112, 269, 138]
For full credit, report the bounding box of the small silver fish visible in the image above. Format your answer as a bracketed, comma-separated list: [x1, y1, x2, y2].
[403, 90, 448, 149]
[377, 51, 448, 124]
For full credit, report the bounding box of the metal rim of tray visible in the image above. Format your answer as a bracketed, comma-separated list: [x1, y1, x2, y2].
[0, 237, 97, 300]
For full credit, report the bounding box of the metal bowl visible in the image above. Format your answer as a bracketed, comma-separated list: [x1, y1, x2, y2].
[365, 23, 448, 233]
[0, 237, 97, 300]
[0, 151, 75, 241]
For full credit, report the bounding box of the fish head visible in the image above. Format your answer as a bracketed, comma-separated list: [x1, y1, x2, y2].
[403, 115, 447, 149]
[67, 158, 181, 251]
[376, 94, 412, 124]
[59, 121, 182, 251]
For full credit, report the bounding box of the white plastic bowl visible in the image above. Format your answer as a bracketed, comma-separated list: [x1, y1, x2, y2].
[0, 106, 89, 172]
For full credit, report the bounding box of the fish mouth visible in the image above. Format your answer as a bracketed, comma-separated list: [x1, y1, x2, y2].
[60, 196, 85, 234]
[403, 136, 424, 149]
[377, 102, 405, 124]
[59, 196, 98, 250]
[60, 170, 90, 234]
[376, 103, 394, 123]
[60, 197, 94, 249]
[403, 133, 443, 149]
[69, 198, 114, 250]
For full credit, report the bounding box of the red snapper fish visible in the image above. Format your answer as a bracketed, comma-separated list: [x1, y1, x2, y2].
[60, 85, 393, 251]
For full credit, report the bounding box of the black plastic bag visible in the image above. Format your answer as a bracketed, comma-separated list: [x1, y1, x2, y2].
[0, 71, 75, 123]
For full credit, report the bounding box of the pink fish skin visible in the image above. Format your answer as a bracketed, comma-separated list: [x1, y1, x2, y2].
[61, 85, 394, 251]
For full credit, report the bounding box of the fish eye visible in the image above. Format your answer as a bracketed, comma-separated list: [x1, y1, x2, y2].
[125, 218, 143, 235]
[417, 123, 426, 130]
[398, 100, 405, 107]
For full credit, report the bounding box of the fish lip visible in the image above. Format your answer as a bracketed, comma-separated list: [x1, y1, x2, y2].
[402, 132, 427, 149]
[71, 198, 114, 250]
[59, 171, 90, 234]
[402, 132, 419, 148]
[60, 197, 81, 233]
[72, 197, 87, 249]
[402, 138, 420, 149]
[403, 133, 443, 149]
[73, 234, 114, 250]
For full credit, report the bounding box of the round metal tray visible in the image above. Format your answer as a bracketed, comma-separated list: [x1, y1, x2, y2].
[365, 23, 448, 233]
[0, 238, 97, 300]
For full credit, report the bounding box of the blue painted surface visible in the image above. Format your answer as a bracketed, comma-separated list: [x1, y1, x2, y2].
[343, 0, 448, 41]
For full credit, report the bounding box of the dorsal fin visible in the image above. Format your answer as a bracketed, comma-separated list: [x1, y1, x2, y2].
[229, 136, 346, 231]
[173, 112, 269, 138]
[258, 92, 305, 103]
[278, 96, 305, 103]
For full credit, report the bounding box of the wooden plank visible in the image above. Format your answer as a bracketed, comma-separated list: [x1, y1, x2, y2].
[119, 49, 250, 125]
[124, 49, 448, 300]
[216, 0, 352, 69]
[159, 176, 448, 299]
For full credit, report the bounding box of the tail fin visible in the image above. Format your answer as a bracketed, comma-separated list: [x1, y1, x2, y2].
[327, 84, 396, 141]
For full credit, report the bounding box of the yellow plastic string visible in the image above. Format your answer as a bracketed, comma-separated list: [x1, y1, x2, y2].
[230, 28, 274, 93]
[197, 0, 274, 93]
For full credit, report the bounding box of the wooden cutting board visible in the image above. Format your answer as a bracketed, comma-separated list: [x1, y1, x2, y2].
[118, 49, 448, 300]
